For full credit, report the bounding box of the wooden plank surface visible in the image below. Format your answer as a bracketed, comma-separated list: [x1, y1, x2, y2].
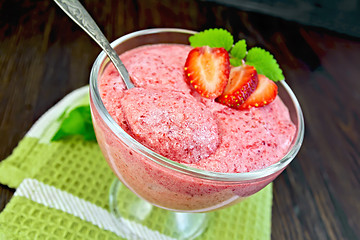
[0, 0, 359, 239]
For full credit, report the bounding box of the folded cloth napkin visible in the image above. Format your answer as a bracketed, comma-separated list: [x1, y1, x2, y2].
[0, 86, 272, 240]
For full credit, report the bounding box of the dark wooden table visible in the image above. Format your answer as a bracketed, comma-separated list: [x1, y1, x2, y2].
[1, 0, 359, 239]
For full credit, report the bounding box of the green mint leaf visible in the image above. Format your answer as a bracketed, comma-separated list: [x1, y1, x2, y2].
[52, 105, 96, 141]
[230, 39, 247, 59]
[245, 47, 284, 81]
[229, 39, 247, 66]
[229, 57, 243, 67]
[189, 28, 234, 51]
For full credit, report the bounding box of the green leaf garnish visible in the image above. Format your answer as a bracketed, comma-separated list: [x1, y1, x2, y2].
[229, 39, 247, 67]
[245, 47, 284, 81]
[189, 28, 233, 51]
[229, 57, 243, 67]
[52, 105, 96, 141]
[230, 40, 247, 60]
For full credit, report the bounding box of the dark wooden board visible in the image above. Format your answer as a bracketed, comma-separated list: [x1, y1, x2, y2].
[1, 1, 359, 239]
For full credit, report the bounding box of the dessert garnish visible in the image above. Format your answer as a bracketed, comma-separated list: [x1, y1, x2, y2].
[184, 46, 230, 99]
[240, 74, 278, 109]
[216, 65, 258, 108]
[185, 28, 284, 109]
[52, 104, 96, 141]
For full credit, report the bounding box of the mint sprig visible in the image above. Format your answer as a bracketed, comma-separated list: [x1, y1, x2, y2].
[246, 47, 284, 81]
[189, 28, 233, 51]
[229, 39, 247, 67]
[189, 29, 284, 81]
[52, 105, 96, 141]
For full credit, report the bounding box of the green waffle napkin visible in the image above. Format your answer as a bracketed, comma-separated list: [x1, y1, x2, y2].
[0, 86, 272, 240]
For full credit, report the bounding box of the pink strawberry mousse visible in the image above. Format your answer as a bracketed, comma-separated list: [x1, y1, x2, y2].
[120, 87, 220, 164]
[99, 44, 295, 173]
[94, 43, 296, 211]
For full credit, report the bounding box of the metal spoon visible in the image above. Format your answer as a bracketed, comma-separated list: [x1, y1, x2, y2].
[53, 0, 135, 89]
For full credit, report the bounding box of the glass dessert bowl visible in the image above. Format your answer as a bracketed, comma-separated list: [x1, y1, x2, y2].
[89, 28, 304, 239]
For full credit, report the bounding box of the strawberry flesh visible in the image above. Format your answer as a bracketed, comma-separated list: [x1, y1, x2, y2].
[240, 74, 278, 109]
[216, 65, 258, 109]
[184, 46, 230, 99]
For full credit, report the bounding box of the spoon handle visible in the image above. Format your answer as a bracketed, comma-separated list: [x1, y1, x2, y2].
[53, 0, 135, 89]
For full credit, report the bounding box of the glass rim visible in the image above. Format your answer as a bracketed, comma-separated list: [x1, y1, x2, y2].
[89, 28, 305, 182]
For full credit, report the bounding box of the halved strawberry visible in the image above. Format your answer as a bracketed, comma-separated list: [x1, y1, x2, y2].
[216, 65, 258, 109]
[184, 46, 230, 99]
[240, 74, 278, 109]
